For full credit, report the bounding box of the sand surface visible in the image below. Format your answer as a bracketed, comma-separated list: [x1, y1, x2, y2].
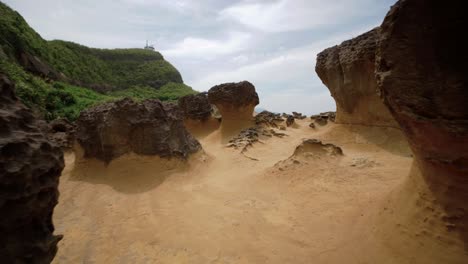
[53, 119, 419, 263]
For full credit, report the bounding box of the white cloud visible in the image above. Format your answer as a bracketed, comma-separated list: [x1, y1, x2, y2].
[161, 32, 252, 58]
[219, 0, 378, 32]
[188, 28, 365, 91]
[260, 90, 335, 115]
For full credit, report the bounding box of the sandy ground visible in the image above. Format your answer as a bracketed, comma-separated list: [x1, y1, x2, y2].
[53, 119, 418, 263]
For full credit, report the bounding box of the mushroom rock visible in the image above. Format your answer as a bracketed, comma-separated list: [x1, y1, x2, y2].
[178, 93, 220, 138]
[375, 0, 468, 262]
[75, 98, 201, 163]
[316, 28, 397, 127]
[0, 74, 64, 263]
[208, 81, 259, 140]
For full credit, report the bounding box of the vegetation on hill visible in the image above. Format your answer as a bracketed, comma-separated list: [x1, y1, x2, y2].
[0, 1, 195, 121]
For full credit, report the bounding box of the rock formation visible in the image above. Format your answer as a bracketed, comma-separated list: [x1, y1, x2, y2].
[375, 0, 467, 262]
[39, 118, 76, 149]
[208, 81, 259, 141]
[178, 92, 212, 121]
[293, 139, 343, 157]
[0, 74, 64, 263]
[254, 111, 284, 128]
[292, 112, 306, 120]
[316, 28, 397, 127]
[285, 115, 295, 127]
[208, 81, 259, 121]
[75, 98, 201, 163]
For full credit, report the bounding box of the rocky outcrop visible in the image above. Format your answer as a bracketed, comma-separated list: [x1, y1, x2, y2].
[254, 111, 284, 128]
[178, 92, 212, 121]
[39, 118, 75, 149]
[375, 0, 467, 262]
[316, 28, 397, 127]
[18, 52, 62, 81]
[0, 74, 64, 263]
[292, 112, 306, 120]
[293, 139, 343, 157]
[208, 81, 259, 120]
[75, 98, 201, 163]
[286, 115, 295, 127]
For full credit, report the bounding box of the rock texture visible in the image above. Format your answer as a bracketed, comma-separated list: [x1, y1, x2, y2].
[178, 92, 212, 121]
[254, 111, 284, 128]
[39, 118, 75, 149]
[75, 98, 201, 163]
[0, 74, 64, 263]
[293, 139, 343, 157]
[316, 28, 397, 127]
[208, 81, 259, 120]
[375, 0, 468, 262]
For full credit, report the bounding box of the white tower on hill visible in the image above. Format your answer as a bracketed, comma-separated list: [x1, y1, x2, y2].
[144, 40, 155, 51]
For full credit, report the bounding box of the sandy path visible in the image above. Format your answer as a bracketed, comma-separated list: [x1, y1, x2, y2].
[53, 120, 413, 263]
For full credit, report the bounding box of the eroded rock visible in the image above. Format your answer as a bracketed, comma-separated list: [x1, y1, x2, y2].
[208, 81, 259, 120]
[286, 115, 295, 127]
[293, 139, 343, 157]
[375, 0, 468, 262]
[178, 92, 212, 121]
[75, 98, 201, 163]
[0, 74, 64, 263]
[255, 111, 284, 128]
[39, 118, 75, 149]
[316, 28, 397, 127]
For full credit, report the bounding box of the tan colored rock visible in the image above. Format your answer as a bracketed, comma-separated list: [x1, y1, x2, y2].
[208, 81, 259, 121]
[316, 28, 397, 127]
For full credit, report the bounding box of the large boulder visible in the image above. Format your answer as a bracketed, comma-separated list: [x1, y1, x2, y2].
[75, 98, 201, 163]
[0, 74, 64, 263]
[178, 92, 212, 121]
[375, 0, 467, 262]
[316, 28, 397, 127]
[208, 81, 259, 120]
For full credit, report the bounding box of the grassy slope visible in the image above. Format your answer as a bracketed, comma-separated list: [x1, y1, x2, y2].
[0, 1, 195, 121]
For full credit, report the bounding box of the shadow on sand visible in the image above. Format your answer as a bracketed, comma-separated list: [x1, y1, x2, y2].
[68, 153, 191, 194]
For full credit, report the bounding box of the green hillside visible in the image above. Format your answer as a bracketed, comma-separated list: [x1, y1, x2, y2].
[0, 1, 196, 121]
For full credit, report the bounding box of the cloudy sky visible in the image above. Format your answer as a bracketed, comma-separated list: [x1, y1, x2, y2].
[4, 0, 396, 114]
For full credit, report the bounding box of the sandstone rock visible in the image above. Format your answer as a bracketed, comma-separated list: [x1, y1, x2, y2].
[315, 116, 328, 126]
[208, 81, 259, 120]
[292, 112, 306, 120]
[39, 118, 75, 149]
[75, 98, 201, 163]
[178, 92, 212, 121]
[309, 123, 316, 129]
[0, 74, 64, 263]
[255, 111, 284, 128]
[316, 28, 397, 127]
[286, 115, 295, 127]
[320, 111, 336, 122]
[293, 139, 343, 157]
[375, 0, 467, 262]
